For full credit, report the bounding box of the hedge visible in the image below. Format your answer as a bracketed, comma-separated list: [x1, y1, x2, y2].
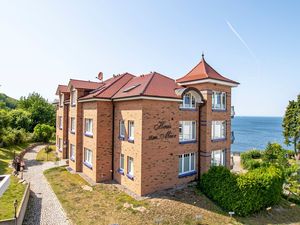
[199, 166, 284, 216]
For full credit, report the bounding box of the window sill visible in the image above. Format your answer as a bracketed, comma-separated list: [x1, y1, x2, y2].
[178, 171, 197, 178]
[179, 140, 197, 144]
[118, 136, 125, 141]
[179, 108, 197, 111]
[126, 173, 134, 180]
[128, 139, 134, 143]
[70, 157, 75, 162]
[83, 162, 93, 170]
[212, 109, 227, 112]
[70, 131, 75, 134]
[211, 138, 227, 142]
[117, 168, 125, 175]
[84, 133, 93, 138]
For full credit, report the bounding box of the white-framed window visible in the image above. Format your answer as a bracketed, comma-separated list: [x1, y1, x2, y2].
[71, 88, 77, 106]
[128, 121, 134, 141]
[70, 117, 75, 133]
[59, 94, 64, 107]
[119, 120, 125, 138]
[127, 156, 134, 176]
[70, 144, 75, 161]
[179, 121, 196, 142]
[59, 116, 63, 129]
[84, 119, 93, 136]
[212, 91, 226, 110]
[211, 121, 226, 140]
[180, 93, 196, 109]
[84, 148, 93, 168]
[120, 154, 124, 171]
[58, 138, 63, 151]
[211, 149, 226, 166]
[178, 152, 196, 175]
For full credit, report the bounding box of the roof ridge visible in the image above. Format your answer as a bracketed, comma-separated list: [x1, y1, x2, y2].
[70, 78, 100, 84]
[140, 73, 155, 95]
[202, 58, 208, 78]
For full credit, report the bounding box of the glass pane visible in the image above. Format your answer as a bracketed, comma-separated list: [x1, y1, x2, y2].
[184, 154, 189, 172]
[178, 156, 182, 174]
[191, 153, 195, 170]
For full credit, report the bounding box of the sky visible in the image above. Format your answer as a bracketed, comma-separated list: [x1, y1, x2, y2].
[0, 1, 299, 117]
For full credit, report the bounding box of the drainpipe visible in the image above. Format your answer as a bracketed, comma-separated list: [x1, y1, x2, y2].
[197, 101, 205, 181]
[111, 101, 115, 180]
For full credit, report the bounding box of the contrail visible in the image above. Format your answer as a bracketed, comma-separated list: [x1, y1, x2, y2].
[226, 20, 258, 63]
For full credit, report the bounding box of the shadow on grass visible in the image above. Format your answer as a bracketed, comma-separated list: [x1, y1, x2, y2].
[23, 191, 42, 225]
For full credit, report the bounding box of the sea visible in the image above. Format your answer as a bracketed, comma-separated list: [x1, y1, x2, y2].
[231, 116, 290, 152]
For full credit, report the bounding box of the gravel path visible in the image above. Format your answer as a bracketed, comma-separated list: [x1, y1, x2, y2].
[22, 145, 70, 225]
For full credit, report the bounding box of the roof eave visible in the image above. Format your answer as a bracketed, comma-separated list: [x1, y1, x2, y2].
[177, 78, 240, 87]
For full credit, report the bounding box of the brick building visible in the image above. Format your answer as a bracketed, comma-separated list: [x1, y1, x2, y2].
[55, 55, 239, 196]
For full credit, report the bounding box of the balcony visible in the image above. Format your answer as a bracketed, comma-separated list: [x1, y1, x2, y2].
[231, 131, 235, 144]
[231, 106, 235, 118]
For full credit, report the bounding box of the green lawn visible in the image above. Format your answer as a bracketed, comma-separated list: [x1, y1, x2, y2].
[36, 145, 57, 162]
[44, 166, 300, 225]
[0, 143, 30, 220]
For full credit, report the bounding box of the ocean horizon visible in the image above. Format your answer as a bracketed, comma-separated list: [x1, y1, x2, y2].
[231, 116, 290, 152]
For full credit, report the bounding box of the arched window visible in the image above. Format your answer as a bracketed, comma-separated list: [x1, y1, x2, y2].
[181, 93, 196, 109]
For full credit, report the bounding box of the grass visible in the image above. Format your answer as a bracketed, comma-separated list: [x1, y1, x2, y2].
[36, 145, 57, 161]
[44, 166, 300, 225]
[0, 143, 30, 220]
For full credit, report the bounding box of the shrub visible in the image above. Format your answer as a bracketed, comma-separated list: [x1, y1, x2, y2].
[199, 166, 284, 216]
[240, 149, 263, 170]
[263, 143, 288, 167]
[0, 128, 29, 147]
[33, 124, 55, 143]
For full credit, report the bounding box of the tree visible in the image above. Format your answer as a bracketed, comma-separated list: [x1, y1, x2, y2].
[18, 92, 56, 131]
[33, 124, 55, 143]
[9, 109, 32, 131]
[283, 94, 300, 155]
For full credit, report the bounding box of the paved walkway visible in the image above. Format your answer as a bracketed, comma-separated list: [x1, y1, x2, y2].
[22, 145, 70, 225]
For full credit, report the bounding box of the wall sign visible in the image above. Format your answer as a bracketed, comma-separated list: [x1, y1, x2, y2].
[147, 121, 176, 140]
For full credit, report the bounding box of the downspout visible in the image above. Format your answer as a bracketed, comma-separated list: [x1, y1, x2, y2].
[111, 101, 115, 180]
[197, 101, 205, 181]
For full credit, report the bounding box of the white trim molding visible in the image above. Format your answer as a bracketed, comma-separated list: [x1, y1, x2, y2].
[177, 79, 239, 87]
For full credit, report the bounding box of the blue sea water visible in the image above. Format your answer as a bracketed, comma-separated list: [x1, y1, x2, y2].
[231, 116, 290, 152]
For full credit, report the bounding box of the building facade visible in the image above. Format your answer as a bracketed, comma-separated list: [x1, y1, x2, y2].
[55, 56, 239, 196]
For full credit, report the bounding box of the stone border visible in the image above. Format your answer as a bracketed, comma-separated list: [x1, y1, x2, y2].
[0, 183, 30, 225]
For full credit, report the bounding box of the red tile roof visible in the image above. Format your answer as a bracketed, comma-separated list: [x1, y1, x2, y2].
[176, 56, 239, 85]
[55, 85, 69, 95]
[113, 72, 181, 99]
[80, 73, 135, 100]
[68, 79, 103, 90]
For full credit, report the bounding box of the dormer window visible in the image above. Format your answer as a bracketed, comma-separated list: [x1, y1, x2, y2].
[59, 94, 64, 107]
[181, 93, 196, 109]
[71, 88, 77, 106]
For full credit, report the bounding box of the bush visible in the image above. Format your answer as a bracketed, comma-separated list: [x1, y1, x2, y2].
[199, 166, 284, 216]
[33, 124, 55, 142]
[240, 149, 263, 170]
[263, 143, 288, 167]
[0, 128, 30, 147]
